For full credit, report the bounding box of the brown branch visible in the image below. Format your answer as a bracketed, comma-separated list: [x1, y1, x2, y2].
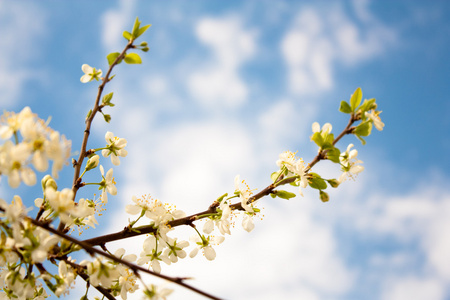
[84, 114, 359, 246]
[57, 40, 135, 233]
[26, 217, 222, 300]
[77, 272, 116, 300]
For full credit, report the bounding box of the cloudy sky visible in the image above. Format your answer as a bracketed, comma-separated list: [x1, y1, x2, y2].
[1, 0, 450, 299]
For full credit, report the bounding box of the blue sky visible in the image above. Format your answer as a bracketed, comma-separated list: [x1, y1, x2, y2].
[1, 1, 450, 299]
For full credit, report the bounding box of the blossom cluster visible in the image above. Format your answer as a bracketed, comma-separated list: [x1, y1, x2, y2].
[0, 107, 71, 188]
[81, 248, 139, 299]
[276, 151, 308, 196]
[0, 196, 73, 299]
[126, 195, 191, 271]
[34, 177, 100, 230]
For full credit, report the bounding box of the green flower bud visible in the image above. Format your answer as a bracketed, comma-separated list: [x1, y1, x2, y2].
[85, 154, 100, 171]
[327, 179, 340, 188]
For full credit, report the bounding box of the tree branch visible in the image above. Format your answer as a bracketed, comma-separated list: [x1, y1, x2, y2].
[84, 114, 358, 246]
[26, 217, 222, 300]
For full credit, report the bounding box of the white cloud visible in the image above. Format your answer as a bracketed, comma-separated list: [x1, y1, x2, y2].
[280, 2, 396, 95]
[335, 175, 450, 299]
[188, 16, 257, 109]
[382, 277, 445, 300]
[101, 0, 136, 51]
[0, 2, 47, 107]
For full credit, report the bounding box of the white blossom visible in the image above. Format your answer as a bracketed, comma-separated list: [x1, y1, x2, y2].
[80, 64, 102, 83]
[99, 165, 117, 203]
[312, 122, 332, 135]
[189, 235, 224, 261]
[102, 131, 128, 165]
[339, 144, 364, 183]
[365, 110, 385, 131]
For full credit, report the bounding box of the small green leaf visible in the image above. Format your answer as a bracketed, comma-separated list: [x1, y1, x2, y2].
[136, 24, 151, 38]
[275, 190, 297, 200]
[320, 191, 330, 202]
[311, 132, 324, 147]
[131, 17, 141, 38]
[102, 92, 114, 106]
[123, 31, 132, 41]
[107, 52, 121, 66]
[103, 114, 111, 123]
[323, 133, 334, 149]
[354, 122, 372, 137]
[308, 173, 327, 190]
[339, 100, 352, 114]
[350, 87, 362, 111]
[86, 109, 92, 121]
[124, 53, 142, 64]
[358, 98, 377, 116]
[326, 147, 341, 163]
[270, 193, 276, 198]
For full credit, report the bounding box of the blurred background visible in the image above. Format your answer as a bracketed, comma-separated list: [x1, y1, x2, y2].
[1, 0, 449, 299]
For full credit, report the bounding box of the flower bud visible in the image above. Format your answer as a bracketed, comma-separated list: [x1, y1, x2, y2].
[85, 154, 99, 171]
[320, 191, 329, 202]
[327, 179, 340, 188]
[42, 174, 57, 191]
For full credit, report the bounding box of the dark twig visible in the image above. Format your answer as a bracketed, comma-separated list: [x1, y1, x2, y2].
[83, 114, 358, 246]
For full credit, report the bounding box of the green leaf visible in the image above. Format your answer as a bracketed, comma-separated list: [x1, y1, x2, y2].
[358, 98, 377, 116]
[323, 133, 334, 148]
[350, 87, 362, 111]
[107, 52, 121, 66]
[102, 92, 114, 106]
[275, 190, 297, 200]
[131, 17, 141, 38]
[85, 109, 92, 121]
[354, 121, 372, 137]
[103, 114, 111, 123]
[136, 24, 151, 38]
[270, 193, 276, 198]
[308, 173, 327, 190]
[320, 191, 330, 202]
[326, 147, 341, 163]
[124, 53, 142, 64]
[311, 132, 324, 147]
[339, 100, 352, 113]
[123, 31, 132, 41]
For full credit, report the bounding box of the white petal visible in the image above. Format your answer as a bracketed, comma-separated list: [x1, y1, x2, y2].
[189, 247, 199, 258]
[125, 205, 141, 215]
[111, 154, 121, 166]
[204, 246, 216, 261]
[322, 123, 332, 133]
[81, 64, 93, 73]
[312, 122, 320, 133]
[203, 219, 214, 234]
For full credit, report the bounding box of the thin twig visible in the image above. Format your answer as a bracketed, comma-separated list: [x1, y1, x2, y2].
[58, 40, 134, 233]
[83, 114, 358, 246]
[27, 217, 222, 300]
